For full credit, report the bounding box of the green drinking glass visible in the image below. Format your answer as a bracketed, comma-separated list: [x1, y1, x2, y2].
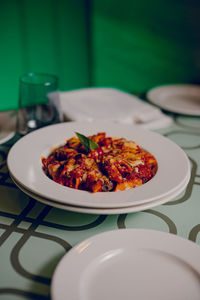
[16, 72, 63, 135]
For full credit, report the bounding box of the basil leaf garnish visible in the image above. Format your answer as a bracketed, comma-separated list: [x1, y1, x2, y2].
[75, 132, 98, 152]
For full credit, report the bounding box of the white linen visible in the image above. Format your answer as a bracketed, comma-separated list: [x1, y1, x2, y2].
[59, 88, 172, 130]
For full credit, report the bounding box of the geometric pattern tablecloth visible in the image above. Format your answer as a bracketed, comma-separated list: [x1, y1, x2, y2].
[0, 115, 200, 299]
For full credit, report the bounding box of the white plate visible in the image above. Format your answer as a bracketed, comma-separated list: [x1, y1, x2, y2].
[51, 229, 200, 300]
[0, 111, 16, 144]
[7, 121, 190, 209]
[10, 171, 190, 215]
[147, 84, 200, 115]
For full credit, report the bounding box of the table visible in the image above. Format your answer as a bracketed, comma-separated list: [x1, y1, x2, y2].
[0, 114, 200, 299]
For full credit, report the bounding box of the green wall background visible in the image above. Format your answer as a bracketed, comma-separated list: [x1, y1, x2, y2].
[1, 0, 200, 111]
[91, 0, 200, 94]
[0, 0, 90, 111]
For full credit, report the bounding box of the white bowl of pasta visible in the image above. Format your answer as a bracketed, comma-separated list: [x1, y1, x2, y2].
[7, 121, 190, 209]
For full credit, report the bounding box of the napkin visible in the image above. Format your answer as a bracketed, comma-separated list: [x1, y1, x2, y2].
[59, 88, 172, 130]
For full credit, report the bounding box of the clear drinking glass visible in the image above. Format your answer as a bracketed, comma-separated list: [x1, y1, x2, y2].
[16, 72, 63, 135]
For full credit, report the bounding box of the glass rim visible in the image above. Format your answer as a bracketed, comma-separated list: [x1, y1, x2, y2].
[20, 72, 58, 86]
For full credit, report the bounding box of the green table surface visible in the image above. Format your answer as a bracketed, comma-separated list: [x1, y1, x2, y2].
[0, 115, 200, 299]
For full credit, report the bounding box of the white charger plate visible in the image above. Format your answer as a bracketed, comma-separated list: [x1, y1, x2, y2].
[147, 84, 200, 115]
[51, 229, 200, 300]
[10, 165, 190, 215]
[7, 121, 190, 209]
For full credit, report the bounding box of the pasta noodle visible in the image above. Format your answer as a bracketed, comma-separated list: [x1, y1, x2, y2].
[42, 132, 157, 193]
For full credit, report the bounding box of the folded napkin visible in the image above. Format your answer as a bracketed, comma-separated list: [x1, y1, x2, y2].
[59, 88, 172, 130]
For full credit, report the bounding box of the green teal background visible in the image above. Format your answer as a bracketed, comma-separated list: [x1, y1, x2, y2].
[92, 0, 200, 93]
[0, 0, 90, 111]
[1, 0, 200, 111]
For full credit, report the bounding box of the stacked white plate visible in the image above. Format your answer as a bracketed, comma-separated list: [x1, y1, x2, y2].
[7, 121, 190, 215]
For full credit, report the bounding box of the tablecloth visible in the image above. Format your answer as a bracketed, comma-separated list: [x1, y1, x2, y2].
[0, 114, 200, 299]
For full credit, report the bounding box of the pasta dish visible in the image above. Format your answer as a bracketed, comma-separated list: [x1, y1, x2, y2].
[42, 132, 157, 193]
